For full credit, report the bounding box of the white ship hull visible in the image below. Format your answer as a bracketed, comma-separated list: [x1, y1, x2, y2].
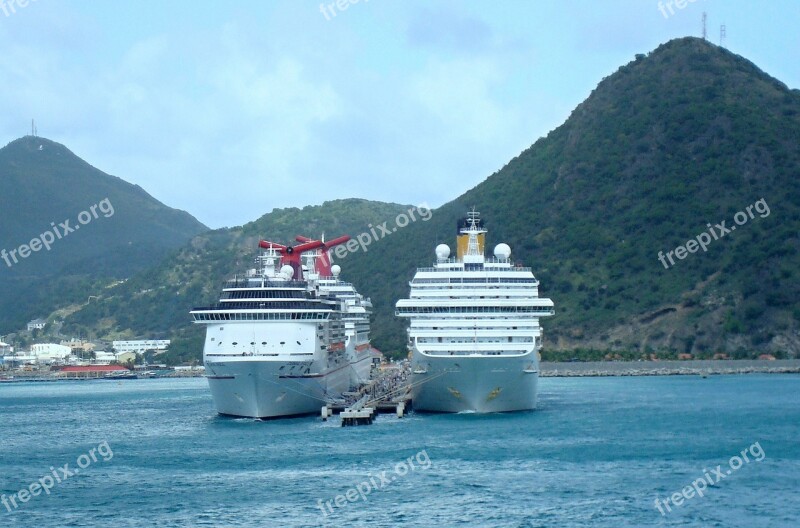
[396, 210, 553, 414]
[192, 235, 378, 419]
[205, 351, 372, 418]
[411, 349, 539, 413]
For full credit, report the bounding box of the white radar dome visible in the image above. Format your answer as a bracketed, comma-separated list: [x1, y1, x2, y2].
[435, 244, 451, 260]
[494, 243, 511, 260]
[280, 265, 294, 279]
[331, 265, 341, 277]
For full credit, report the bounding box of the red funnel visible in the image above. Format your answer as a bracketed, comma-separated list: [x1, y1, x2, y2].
[258, 235, 350, 279]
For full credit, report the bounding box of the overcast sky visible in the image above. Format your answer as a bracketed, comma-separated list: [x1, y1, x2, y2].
[1, 0, 797, 228]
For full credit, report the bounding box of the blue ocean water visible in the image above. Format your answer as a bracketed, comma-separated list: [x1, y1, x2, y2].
[1, 375, 798, 527]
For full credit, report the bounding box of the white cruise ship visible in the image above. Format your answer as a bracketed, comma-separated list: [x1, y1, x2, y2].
[191, 235, 374, 418]
[396, 211, 554, 413]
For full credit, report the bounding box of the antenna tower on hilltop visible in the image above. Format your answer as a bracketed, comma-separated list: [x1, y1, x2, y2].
[702, 12, 707, 40]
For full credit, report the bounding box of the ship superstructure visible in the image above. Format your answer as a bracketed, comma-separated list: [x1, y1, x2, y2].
[191, 235, 373, 418]
[396, 211, 554, 412]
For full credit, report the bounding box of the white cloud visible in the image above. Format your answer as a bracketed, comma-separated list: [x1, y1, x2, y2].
[410, 57, 511, 144]
[0, 0, 797, 228]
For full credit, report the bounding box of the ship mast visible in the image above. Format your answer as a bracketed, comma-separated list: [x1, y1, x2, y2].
[459, 209, 487, 263]
[465, 210, 482, 257]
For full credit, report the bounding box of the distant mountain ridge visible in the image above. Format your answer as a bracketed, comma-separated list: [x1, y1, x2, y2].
[11, 37, 800, 362]
[0, 136, 208, 332]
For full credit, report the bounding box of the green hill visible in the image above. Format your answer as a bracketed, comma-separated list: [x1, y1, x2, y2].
[61, 199, 414, 364]
[50, 37, 800, 362]
[352, 37, 800, 360]
[0, 136, 208, 333]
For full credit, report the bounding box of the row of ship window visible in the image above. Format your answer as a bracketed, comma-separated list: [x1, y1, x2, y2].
[193, 312, 330, 321]
[206, 301, 330, 310]
[211, 339, 304, 346]
[417, 337, 534, 343]
[425, 350, 524, 356]
[222, 290, 307, 299]
[205, 353, 314, 357]
[224, 280, 306, 288]
[412, 278, 537, 284]
[396, 306, 554, 313]
[409, 295, 537, 300]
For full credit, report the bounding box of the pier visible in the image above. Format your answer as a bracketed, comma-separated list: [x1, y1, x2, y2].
[321, 362, 412, 426]
[339, 395, 375, 426]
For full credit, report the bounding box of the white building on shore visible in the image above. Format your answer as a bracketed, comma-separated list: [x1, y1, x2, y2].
[30, 343, 72, 363]
[113, 340, 170, 353]
[0, 341, 12, 366]
[93, 351, 117, 365]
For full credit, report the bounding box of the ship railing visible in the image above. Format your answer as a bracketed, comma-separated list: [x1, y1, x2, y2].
[191, 310, 332, 322]
[224, 279, 308, 289]
[205, 353, 280, 357]
[319, 281, 355, 289]
[417, 264, 533, 272]
[419, 350, 533, 357]
[411, 277, 539, 285]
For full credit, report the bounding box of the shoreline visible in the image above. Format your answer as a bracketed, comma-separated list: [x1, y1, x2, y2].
[540, 359, 800, 377]
[0, 370, 204, 382]
[4, 360, 800, 383]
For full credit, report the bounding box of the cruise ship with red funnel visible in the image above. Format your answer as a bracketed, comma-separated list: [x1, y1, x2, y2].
[191, 234, 374, 418]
